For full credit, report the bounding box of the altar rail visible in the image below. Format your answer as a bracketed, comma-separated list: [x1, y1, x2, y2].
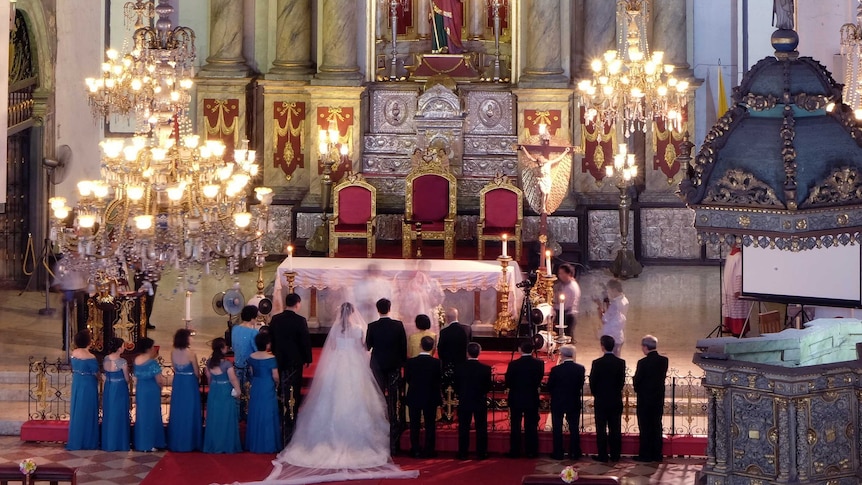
[28, 356, 706, 443]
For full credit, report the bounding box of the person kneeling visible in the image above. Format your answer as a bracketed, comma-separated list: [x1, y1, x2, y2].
[405, 336, 442, 458]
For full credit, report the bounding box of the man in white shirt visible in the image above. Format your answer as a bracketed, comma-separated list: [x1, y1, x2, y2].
[553, 263, 581, 340]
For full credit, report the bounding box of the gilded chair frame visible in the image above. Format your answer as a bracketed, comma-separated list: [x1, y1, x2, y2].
[402, 159, 458, 259]
[328, 172, 377, 258]
[477, 175, 523, 260]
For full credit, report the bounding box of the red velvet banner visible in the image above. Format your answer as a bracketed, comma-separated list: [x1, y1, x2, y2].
[316, 106, 354, 183]
[203, 98, 240, 162]
[274, 101, 306, 180]
[524, 109, 561, 137]
[579, 106, 615, 182]
[652, 104, 688, 183]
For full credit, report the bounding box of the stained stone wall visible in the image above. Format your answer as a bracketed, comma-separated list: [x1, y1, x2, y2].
[588, 210, 634, 261]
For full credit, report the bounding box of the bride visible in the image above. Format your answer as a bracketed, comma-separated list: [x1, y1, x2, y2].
[236, 302, 418, 485]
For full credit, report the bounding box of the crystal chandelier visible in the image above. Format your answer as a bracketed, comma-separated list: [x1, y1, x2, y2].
[841, 0, 862, 118]
[84, 0, 195, 131]
[56, 0, 271, 292]
[577, 0, 689, 137]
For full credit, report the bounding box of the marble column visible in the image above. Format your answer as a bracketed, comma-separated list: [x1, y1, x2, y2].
[199, 0, 251, 78]
[518, 0, 568, 88]
[652, 0, 690, 74]
[468, 0, 485, 40]
[416, 0, 431, 39]
[313, 0, 364, 86]
[582, 0, 616, 75]
[267, 0, 315, 80]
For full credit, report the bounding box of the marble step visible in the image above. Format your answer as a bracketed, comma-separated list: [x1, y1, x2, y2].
[0, 383, 32, 402]
[0, 371, 29, 385]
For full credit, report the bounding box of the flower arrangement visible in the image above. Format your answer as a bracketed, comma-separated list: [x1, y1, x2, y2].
[559, 465, 578, 483]
[19, 458, 37, 475]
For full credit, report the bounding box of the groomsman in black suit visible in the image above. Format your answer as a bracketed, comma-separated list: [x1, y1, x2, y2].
[437, 307, 470, 398]
[633, 335, 669, 462]
[455, 342, 492, 460]
[547, 344, 586, 460]
[404, 336, 443, 458]
[589, 335, 626, 462]
[366, 298, 408, 453]
[505, 340, 545, 458]
[269, 293, 313, 443]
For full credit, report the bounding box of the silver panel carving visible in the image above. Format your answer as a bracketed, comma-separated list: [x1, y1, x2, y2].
[416, 84, 463, 119]
[463, 158, 518, 177]
[458, 178, 493, 198]
[523, 216, 579, 243]
[263, 205, 293, 254]
[295, 212, 323, 240]
[463, 135, 519, 155]
[362, 155, 412, 175]
[366, 177, 406, 196]
[363, 134, 418, 153]
[641, 208, 702, 259]
[464, 90, 515, 134]
[588, 210, 633, 261]
[370, 89, 419, 134]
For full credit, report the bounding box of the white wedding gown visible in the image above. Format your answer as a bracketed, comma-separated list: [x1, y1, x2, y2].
[226, 303, 418, 485]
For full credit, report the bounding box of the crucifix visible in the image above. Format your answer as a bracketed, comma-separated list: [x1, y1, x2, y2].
[514, 124, 577, 274]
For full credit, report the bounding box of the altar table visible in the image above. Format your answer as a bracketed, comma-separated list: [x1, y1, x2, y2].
[272, 257, 524, 328]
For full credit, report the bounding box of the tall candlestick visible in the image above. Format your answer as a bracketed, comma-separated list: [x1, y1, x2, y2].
[185, 291, 192, 321]
[545, 250, 552, 275]
[288, 245, 294, 271]
[559, 293, 565, 326]
[502, 234, 508, 258]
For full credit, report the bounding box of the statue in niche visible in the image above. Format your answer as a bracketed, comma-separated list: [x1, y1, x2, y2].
[772, 0, 794, 30]
[430, 0, 464, 53]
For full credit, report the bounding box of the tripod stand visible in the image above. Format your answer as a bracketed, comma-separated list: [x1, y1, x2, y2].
[511, 283, 541, 359]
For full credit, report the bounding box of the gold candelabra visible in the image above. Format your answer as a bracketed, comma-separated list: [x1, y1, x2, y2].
[494, 255, 515, 334]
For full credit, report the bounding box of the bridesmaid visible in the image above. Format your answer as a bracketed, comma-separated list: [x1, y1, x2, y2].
[167, 329, 202, 451]
[67, 330, 99, 450]
[202, 338, 242, 453]
[245, 333, 281, 453]
[133, 337, 166, 452]
[231, 305, 259, 418]
[101, 337, 131, 451]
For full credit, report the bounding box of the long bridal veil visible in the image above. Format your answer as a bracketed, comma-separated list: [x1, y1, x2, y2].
[226, 302, 418, 485]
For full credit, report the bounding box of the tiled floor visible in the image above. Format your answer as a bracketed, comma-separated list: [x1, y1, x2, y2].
[1, 262, 725, 483]
[535, 457, 706, 485]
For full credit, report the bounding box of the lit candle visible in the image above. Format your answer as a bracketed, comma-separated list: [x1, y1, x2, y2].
[545, 250, 552, 275]
[288, 245, 294, 271]
[559, 293, 566, 327]
[185, 291, 192, 321]
[502, 234, 508, 258]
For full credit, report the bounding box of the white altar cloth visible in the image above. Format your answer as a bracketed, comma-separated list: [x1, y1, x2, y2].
[272, 257, 523, 327]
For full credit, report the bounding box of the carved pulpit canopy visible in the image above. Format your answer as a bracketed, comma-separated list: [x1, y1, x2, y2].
[678, 33, 862, 251]
[415, 84, 464, 120]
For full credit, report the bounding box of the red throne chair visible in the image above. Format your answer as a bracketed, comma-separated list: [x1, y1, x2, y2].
[477, 175, 523, 260]
[402, 158, 457, 259]
[328, 172, 377, 258]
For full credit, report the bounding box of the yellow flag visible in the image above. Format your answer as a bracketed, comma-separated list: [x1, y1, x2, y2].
[717, 66, 728, 115]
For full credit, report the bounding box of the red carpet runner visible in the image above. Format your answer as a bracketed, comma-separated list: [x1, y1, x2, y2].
[141, 452, 537, 485]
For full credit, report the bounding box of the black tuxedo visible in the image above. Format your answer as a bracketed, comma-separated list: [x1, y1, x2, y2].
[437, 322, 470, 367]
[404, 354, 443, 456]
[268, 308, 313, 443]
[547, 360, 586, 459]
[589, 352, 626, 461]
[366, 315, 407, 452]
[505, 354, 545, 457]
[454, 359, 492, 458]
[633, 350, 669, 461]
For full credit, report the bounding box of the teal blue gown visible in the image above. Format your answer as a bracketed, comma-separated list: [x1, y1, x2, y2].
[167, 361, 202, 451]
[67, 357, 99, 450]
[202, 360, 241, 453]
[101, 358, 130, 451]
[133, 359, 166, 451]
[245, 356, 281, 453]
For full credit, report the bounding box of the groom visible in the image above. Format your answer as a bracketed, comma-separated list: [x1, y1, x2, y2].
[269, 293, 313, 444]
[366, 298, 408, 454]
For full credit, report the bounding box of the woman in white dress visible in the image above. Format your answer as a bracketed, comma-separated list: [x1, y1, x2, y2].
[238, 302, 418, 485]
